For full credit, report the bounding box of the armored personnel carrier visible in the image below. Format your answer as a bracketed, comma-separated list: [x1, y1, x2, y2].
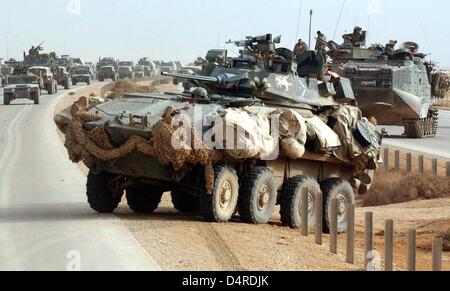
[55, 34, 381, 233]
[329, 33, 439, 138]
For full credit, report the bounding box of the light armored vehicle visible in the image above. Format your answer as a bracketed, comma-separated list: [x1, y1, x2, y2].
[329, 34, 439, 138]
[55, 34, 381, 233]
[3, 74, 41, 105]
[72, 65, 93, 85]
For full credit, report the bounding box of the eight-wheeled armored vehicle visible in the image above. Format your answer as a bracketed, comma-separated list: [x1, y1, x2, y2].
[55, 34, 382, 234]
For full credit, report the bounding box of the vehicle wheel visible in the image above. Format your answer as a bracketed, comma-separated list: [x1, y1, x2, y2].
[87, 79, 91, 85]
[33, 93, 39, 105]
[280, 176, 320, 229]
[72, 80, 77, 86]
[126, 184, 163, 214]
[99, 78, 104, 82]
[64, 80, 70, 90]
[3, 93, 10, 105]
[321, 178, 355, 234]
[86, 170, 123, 213]
[200, 165, 239, 223]
[239, 167, 277, 224]
[171, 190, 200, 213]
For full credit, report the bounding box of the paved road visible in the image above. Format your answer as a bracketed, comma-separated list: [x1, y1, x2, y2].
[0, 86, 161, 271]
[382, 110, 450, 159]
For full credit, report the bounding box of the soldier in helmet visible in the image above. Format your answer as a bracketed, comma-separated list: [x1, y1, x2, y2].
[343, 26, 364, 47]
[315, 31, 327, 54]
[293, 39, 308, 58]
[384, 40, 397, 58]
[191, 87, 209, 104]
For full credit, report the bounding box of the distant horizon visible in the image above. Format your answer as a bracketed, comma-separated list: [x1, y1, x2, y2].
[1, 0, 449, 69]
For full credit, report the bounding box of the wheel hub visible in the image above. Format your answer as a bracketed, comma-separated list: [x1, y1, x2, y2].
[336, 194, 348, 221]
[257, 184, 270, 211]
[219, 181, 233, 209]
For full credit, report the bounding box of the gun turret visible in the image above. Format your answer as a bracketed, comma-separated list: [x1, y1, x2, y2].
[227, 34, 280, 55]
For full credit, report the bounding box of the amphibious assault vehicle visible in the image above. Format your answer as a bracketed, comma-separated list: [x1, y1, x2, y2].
[329, 34, 439, 138]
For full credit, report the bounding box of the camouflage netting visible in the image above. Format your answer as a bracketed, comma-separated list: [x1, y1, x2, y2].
[59, 97, 221, 192]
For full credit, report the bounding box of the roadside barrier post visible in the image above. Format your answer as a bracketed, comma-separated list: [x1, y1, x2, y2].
[385, 220, 394, 271]
[407, 229, 417, 271]
[330, 199, 338, 255]
[346, 204, 355, 264]
[315, 192, 323, 245]
[365, 212, 373, 269]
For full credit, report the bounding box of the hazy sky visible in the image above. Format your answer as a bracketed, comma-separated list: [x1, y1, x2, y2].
[1, 0, 449, 68]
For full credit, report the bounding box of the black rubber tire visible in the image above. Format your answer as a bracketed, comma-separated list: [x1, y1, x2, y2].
[239, 167, 277, 224]
[321, 178, 355, 234]
[99, 78, 104, 82]
[126, 185, 163, 214]
[72, 81, 77, 86]
[3, 93, 10, 105]
[280, 176, 321, 229]
[86, 170, 123, 213]
[33, 93, 39, 105]
[200, 165, 239, 223]
[171, 190, 200, 213]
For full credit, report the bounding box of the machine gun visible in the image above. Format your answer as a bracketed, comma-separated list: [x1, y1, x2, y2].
[226, 34, 281, 56]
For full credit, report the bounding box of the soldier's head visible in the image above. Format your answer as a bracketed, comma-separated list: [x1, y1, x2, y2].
[298, 39, 303, 43]
[388, 40, 397, 46]
[192, 87, 208, 101]
[410, 46, 417, 53]
[354, 26, 362, 33]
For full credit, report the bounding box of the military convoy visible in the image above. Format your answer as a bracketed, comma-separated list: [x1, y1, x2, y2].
[23, 43, 72, 90]
[328, 31, 440, 138]
[55, 33, 382, 233]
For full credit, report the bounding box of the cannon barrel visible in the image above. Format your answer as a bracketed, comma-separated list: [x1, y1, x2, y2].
[161, 71, 221, 83]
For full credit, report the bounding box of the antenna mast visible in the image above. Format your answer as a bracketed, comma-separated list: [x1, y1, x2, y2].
[308, 9, 313, 50]
[333, 0, 346, 40]
[294, 0, 303, 43]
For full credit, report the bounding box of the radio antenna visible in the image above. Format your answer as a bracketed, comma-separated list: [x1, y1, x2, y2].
[294, 0, 303, 43]
[333, 0, 346, 40]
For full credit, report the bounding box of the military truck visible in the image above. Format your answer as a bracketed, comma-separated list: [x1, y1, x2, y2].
[28, 66, 58, 94]
[72, 65, 93, 85]
[55, 33, 381, 234]
[96, 57, 118, 80]
[98, 66, 118, 82]
[138, 58, 157, 77]
[134, 65, 145, 79]
[3, 74, 41, 105]
[328, 33, 439, 138]
[160, 61, 176, 73]
[118, 61, 135, 79]
[23, 43, 71, 90]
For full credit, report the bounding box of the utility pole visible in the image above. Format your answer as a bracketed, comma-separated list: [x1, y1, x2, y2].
[308, 9, 313, 50]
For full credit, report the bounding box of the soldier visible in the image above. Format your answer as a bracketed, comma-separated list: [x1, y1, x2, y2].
[315, 31, 327, 54]
[293, 39, 307, 58]
[343, 26, 364, 47]
[191, 87, 209, 104]
[384, 40, 397, 57]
